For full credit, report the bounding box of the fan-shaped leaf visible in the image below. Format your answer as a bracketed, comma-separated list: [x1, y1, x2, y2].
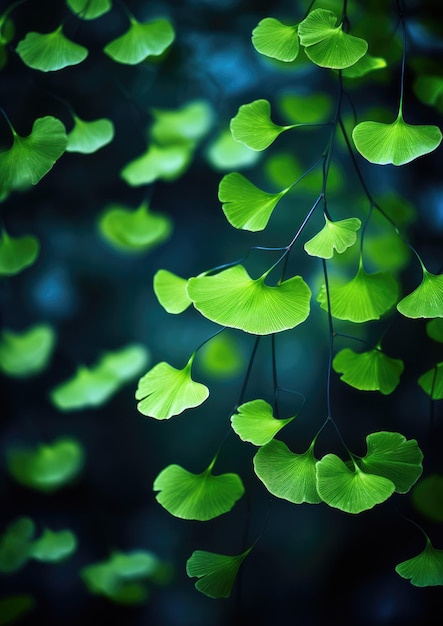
[29, 529, 77, 562]
[150, 100, 213, 145]
[218, 172, 290, 231]
[16, 26, 88, 71]
[333, 347, 404, 394]
[0, 324, 55, 377]
[396, 538, 443, 587]
[121, 143, 192, 186]
[252, 18, 299, 62]
[153, 269, 191, 314]
[397, 269, 443, 318]
[153, 462, 244, 521]
[230, 99, 296, 151]
[254, 439, 321, 504]
[0, 229, 40, 276]
[418, 362, 443, 400]
[67, 115, 114, 154]
[427, 318, 443, 343]
[352, 113, 442, 166]
[66, 0, 112, 20]
[304, 216, 361, 258]
[187, 265, 311, 335]
[231, 399, 295, 446]
[186, 548, 252, 599]
[412, 475, 443, 522]
[104, 17, 174, 65]
[0, 518, 34, 573]
[342, 53, 387, 78]
[206, 128, 260, 170]
[135, 354, 209, 419]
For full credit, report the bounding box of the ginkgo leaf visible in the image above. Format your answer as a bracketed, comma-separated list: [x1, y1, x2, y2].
[16, 26, 88, 71]
[359, 431, 423, 493]
[187, 265, 311, 335]
[412, 475, 443, 522]
[427, 318, 443, 343]
[0, 518, 34, 573]
[6, 438, 84, 492]
[418, 363, 443, 400]
[206, 128, 260, 170]
[153, 269, 191, 314]
[99, 202, 172, 253]
[253, 439, 321, 504]
[66, 0, 112, 20]
[98, 345, 149, 381]
[278, 92, 333, 124]
[0, 116, 67, 194]
[121, 143, 192, 186]
[298, 8, 368, 69]
[352, 112, 442, 166]
[218, 172, 290, 231]
[251, 18, 299, 62]
[316, 454, 395, 514]
[186, 548, 252, 599]
[67, 115, 114, 154]
[230, 99, 297, 151]
[29, 529, 77, 562]
[231, 399, 295, 446]
[153, 461, 244, 521]
[414, 75, 443, 109]
[150, 100, 213, 145]
[396, 537, 443, 587]
[104, 17, 175, 65]
[0, 324, 55, 377]
[135, 354, 209, 419]
[317, 263, 399, 322]
[304, 215, 361, 258]
[342, 53, 387, 78]
[0, 228, 40, 276]
[332, 347, 404, 394]
[397, 269, 443, 318]
[199, 333, 244, 378]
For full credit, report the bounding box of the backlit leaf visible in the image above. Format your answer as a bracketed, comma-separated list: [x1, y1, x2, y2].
[412, 475, 443, 522]
[231, 399, 295, 446]
[396, 537, 443, 587]
[0, 324, 55, 377]
[29, 529, 77, 562]
[187, 265, 311, 335]
[67, 115, 114, 154]
[333, 347, 404, 394]
[342, 53, 387, 78]
[0, 518, 34, 573]
[186, 548, 252, 599]
[427, 318, 443, 343]
[199, 333, 244, 378]
[304, 215, 361, 258]
[121, 143, 192, 186]
[206, 128, 260, 170]
[150, 100, 213, 145]
[397, 269, 443, 318]
[230, 99, 297, 151]
[278, 92, 333, 124]
[153, 269, 191, 314]
[0, 228, 40, 276]
[104, 17, 174, 65]
[66, 0, 112, 20]
[251, 18, 299, 62]
[418, 363, 443, 400]
[16, 26, 88, 71]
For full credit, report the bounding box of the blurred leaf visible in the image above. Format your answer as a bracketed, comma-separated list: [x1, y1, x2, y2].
[104, 17, 174, 65]
[66, 0, 112, 20]
[414, 75, 443, 109]
[231, 399, 295, 446]
[199, 333, 244, 378]
[16, 26, 88, 71]
[0, 324, 55, 377]
[0, 594, 35, 625]
[251, 18, 299, 62]
[0, 518, 34, 573]
[186, 548, 252, 599]
[0, 228, 40, 276]
[418, 362, 443, 400]
[304, 216, 361, 258]
[278, 92, 333, 123]
[412, 474, 443, 522]
[230, 99, 297, 151]
[150, 100, 213, 145]
[206, 128, 260, 170]
[67, 115, 114, 154]
[153, 269, 191, 314]
[427, 318, 443, 343]
[397, 269, 443, 318]
[363, 230, 410, 272]
[396, 537, 443, 587]
[29, 529, 77, 562]
[342, 53, 387, 78]
[121, 143, 193, 186]
[333, 347, 404, 394]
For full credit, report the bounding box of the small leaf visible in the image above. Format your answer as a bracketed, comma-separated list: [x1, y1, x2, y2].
[104, 17, 175, 65]
[427, 318, 443, 343]
[199, 333, 244, 378]
[29, 529, 77, 562]
[153, 269, 191, 314]
[397, 269, 443, 318]
[66, 0, 112, 20]
[135, 354, 209, 419]
[16, 26, 88, 71]
[186, 548, 252, 599]
[0, 594, 35, 626]
[0, 518, 34, 573]
[121, 143, 192, 186]
[278, 92, 333, 124]
[251, 18, 299, 62]
[230, 99, 296, 151]
[333, 347, 404, 394]
[218, 172, 289, 231]
[206, 128, 260, 170]
[0, 228, 40, 276]
[396, 537, 443, 587]
[150, 100, 213, 145]
[153, 462, 244, 521]
[352, 112, 442, 166]
[0, 324, 55, 377]
[187, 265, 311, 335]
[254, 439, 321, 504]
[414, 75, 443, 109]
[304, 215, 361, 258]
[231, 399, 295, 446]
[412, 474, 443, 522]
[67, 115, 114, 154]
[418, 362, 443, 400]
[342, 53, 387, 78]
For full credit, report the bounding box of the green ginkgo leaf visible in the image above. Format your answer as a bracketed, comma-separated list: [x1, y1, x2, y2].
[427, 318, 443, 343]
[230, 99, 297, 151]
[67, 115, 114, 154]
[333, 347, 404, 394]
[66, 0, 112, 20]
[278, 92, 333, 124]
[99, 202, 172, 253]
[231, 399, 295, 446]
[251, 18, 299, 62]
[135, 353, 209, 419]
[0, 228, 40, 276]
[316, 454, 395, 513]
[153, 460, 244, 520]
[0, 324, 55, 377]
[396, 537, 443, 587]
[0, 594, 35, 625]
[0, 518, 34, 573]
[0, 116, 67, 194]
[342, 53, 387, 78]
[186, 547, 252, 599]
[150, 100, 213, 145]
[304, 216, 361, 258]
[121, 143, 192, 186]
[206, 128, 260, 170]
[6, 438, 84, 492]
[317, 262, 399, 322]
[418, 363, 443, 400]
[187, 265, 311, 335]
[254, 439, 321, 504]
[16, 26, 88, 71]
[98, 344, 149, 381]
[412, 475, 443, 522]
[199, 333, 244, 378]
[298, 8, 368, 69]
[414, 75, 443, 109]
[153, 269, 191, 314]
[397, 269, 443, 318]
[360, 431, 423, 493]
[29, 529, 77, 562]
[104, 17, 175, 65]
[352, 112, 442, 166]
[218, 172, 290, 231]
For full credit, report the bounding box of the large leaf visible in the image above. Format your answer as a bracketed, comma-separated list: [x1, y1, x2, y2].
[396, 537, 443, 587]
[352, 113, 442, 166]
[67, 115, 114, 154]
[0, 518, 34, 573]
[153, 269, 191, 314]
[397, 269, 443, 318]
[104, 17, 175, 65]
[418, 362, 443, 400]
[150, 100, 213, 145]
[135, 353, 209, 419]
[29, 529, 77, 562]
[0, 324, 55, 377]
[16, 26, 88, 71]
[253, 439, 321, 504]
[186, 548, 252, 599]
[304, 216, 361, 258]
[153, 461, 244, 521]
[230, 399, 295, 446]
[230, 99, 297, 151]
[218, 172, 290, 231]
[0, 228, 39, 276]
[298, 8, 368, 69]
[332, 347, 404, 394]
[187, 265, 311, 335]
[121, 143, 193, 186]
[66, 0, 112, 20]
[251, 18, 299, 62]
